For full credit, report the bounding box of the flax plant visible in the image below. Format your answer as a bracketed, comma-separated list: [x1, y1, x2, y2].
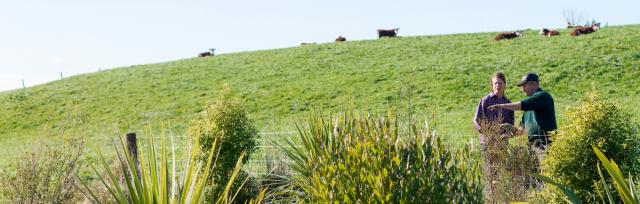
[77, 127, 265, 204]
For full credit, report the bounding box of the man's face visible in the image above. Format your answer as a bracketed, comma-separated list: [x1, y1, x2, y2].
[521, 82, 536, 96]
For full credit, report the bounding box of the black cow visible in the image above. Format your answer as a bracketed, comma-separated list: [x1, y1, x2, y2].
[377, 28, 399, 38]
[198, 48, 215, 57]
[495, 31, 523, 41]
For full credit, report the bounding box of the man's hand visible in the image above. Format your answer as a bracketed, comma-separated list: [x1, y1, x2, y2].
[488, 104, 501, 111]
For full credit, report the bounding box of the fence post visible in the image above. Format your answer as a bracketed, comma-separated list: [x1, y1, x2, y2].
[21, 79, 25, 89]
[126, 132, 141, 178]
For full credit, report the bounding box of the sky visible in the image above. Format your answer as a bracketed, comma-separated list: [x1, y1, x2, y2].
[1, 0, 638, 92]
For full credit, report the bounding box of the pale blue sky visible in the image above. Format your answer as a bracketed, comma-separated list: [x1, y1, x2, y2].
[1, 0, 638, 92]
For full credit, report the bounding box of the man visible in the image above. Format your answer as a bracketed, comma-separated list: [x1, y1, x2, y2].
[488, 73, 557, 151]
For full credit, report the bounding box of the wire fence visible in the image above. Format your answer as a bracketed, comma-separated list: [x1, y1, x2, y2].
[124, 131, 300, 177]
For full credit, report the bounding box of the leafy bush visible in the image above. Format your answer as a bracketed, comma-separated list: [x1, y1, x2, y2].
[188, 88, 259, 200]
[279, 112, 483, 203]
[540, 92, 640, 203]
[532, 146, 640, 204]
[0, 138, 84, 203]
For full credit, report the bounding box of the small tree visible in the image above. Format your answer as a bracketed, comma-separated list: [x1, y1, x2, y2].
[189, 87, 258, 199]
[563, 9, 585, 27]
[540, 92, 640, 203]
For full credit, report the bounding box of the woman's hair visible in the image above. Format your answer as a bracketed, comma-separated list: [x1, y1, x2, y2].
[492, 72, 506, 84]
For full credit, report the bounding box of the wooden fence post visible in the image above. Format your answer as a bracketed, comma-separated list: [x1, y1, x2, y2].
[126, 132, 141, 178]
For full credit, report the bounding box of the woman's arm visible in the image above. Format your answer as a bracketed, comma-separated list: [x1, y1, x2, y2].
[473, 99, 484, 131]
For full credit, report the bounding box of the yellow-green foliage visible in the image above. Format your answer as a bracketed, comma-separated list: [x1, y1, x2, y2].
[280, 113, 483, 203]
[541, 92, 640, 203]
[188, 88, 258, 197]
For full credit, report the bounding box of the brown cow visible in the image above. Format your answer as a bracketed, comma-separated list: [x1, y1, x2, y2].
[377, 28, 399, 38]
[198, 48, 215, 57]
[570, 23, 600, 36]
[539, 28, 560, 36]
[495, 31, 523, 41]
[335, 36, 346, 42]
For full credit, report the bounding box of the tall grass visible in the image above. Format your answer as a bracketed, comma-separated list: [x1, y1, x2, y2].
[476, 118, 538, 203]
[278, 112, 483, 202]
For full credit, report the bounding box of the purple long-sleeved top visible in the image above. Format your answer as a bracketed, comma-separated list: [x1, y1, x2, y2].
[473, 93, 515, 131]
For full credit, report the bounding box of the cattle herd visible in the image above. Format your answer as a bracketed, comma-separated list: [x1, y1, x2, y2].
[198, 23, 603, 56]
[496, 22, 601, 41]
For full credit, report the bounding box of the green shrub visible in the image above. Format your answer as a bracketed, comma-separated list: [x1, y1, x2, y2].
[279, 112, 483, 203]
[189, 88, 258, 200]
[0, 138, 84, 203]
[540, 92, 640, 203]
[532, 146, 640, 204]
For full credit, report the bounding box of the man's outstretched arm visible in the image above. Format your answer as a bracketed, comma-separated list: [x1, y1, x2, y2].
[488, 101, 522, 111]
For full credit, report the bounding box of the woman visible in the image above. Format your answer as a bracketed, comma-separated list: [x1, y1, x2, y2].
[473, 72, 515, 145]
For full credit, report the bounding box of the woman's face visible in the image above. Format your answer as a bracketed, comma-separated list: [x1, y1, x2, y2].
[492, 77, 505, 95]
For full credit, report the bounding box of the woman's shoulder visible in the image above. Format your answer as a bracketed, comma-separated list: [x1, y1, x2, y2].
[481, 93, 512, 103]
[480, 93, 493, 100]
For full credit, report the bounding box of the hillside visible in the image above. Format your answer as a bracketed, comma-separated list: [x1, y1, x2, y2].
[1, 25, 640, 164]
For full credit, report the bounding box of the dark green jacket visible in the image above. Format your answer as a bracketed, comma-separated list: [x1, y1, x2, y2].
[520, 88, 557, 140]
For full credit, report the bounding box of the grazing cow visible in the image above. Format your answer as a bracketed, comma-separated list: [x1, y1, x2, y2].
[377, 28, 399, 38]
[570, 23, 600, 36]
[300, 42, 317, 46]
[335, 36, 346, 42]
[539, 28, 560, 36]
[494, 31, 523, 41]
[198, 48, 215, 57]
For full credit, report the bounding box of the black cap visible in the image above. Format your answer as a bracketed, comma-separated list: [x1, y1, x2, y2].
[517, 73, 539, 86]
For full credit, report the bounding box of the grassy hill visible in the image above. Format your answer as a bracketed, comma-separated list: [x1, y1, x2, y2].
[1, 25, 640, 166]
